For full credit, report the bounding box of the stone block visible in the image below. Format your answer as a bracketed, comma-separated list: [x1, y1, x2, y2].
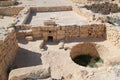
[25, 36, 33, 41]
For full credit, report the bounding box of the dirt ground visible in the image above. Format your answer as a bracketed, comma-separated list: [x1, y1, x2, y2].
[11, 39, 120, 80]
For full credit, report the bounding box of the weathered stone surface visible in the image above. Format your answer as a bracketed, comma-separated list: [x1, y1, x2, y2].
[9, 65, 51, 80]
[84, 2, 120, 15]
[58, 40, 64, 49]
[0, 0, 16, 7]
[25, 36, 33, 41]
[39, 40, 45, 49]
[106, 23, 120, 48]
[0, 31, 18, 80]
[16, 24, 106, 41]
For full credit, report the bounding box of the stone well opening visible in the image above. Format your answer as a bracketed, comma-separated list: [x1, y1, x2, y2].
[70, 42, 103, 68]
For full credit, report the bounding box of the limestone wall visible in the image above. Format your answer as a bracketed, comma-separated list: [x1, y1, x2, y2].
[32, 27, 42, 39]
[0, 7, 24, 16]
[73, 6, 103, 21]
[31, 24, 106, 41]
[79, 24, 106, 39]
[57, 24, 105, 40]
[30, 6, 72, 12]
[0, 1, 16, 7]
[16, 7, 31, 25]
[16, 24, 106, 41]
[0, 28, 18, 80]
[69, 0, 120, 4]
[16, 25, 32, 39]
[106, 24, 120, 48]
[70, 0, 87, 4]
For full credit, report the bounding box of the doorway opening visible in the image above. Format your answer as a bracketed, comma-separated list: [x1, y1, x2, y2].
[48, 36, 53, 42]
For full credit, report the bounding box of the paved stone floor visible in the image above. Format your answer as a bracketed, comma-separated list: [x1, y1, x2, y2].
[26, 11, 88, 26]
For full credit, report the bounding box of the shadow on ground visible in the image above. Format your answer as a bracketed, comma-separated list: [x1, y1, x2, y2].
[18, 39, 28, 44]
[12, 47, 42, 69]
[26, 12, 37, 24]
[65, 38, 106, 43]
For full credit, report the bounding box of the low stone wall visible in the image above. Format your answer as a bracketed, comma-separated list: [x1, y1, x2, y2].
[32, 27, 42, 39]
[30, 6, 72, 12]
[69, 0, 87, 4]
[106, 24, 120, 48]
[57, 24, 106, 40]
[16, 7, 31, 25]
[0, 28, 18, 80]
[73, 6, 103, 21]
[69, 0, 120, 4]
[79, 24, 106, 39]
[0, 7, 24, 16]
[16, 24, 106, 41]
[16, 25, 32, 39]
[0, 1, 16, 7]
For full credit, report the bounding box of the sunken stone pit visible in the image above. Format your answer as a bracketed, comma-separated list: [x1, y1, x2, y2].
[70, 42, 104, 68]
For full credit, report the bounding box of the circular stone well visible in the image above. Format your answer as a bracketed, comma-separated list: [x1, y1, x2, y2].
[70, 42, 104, 68]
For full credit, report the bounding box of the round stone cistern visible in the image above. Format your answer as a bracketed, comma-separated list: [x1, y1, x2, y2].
[70, 42, 107, 68]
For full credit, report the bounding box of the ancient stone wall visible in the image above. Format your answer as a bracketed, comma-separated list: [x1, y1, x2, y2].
[30, 6, 72, 12]
[40, 26, 57, 41]
[16, 7, 31, 25]
[79, 24, 106, 39]
[56, 24, 105, 40]
[32, 27, 42, 39]
[0, 1, 16, 7]
[106, 24, 120, 48]
[16, 25, 32, 39]
[70, 0, 87, 4]
[84, 2, 120, 15]
[0, 28, 18, 80]
[73, 6, 103, 21]
[69, 0, 120, 4]
[0, 7, 24, 16]
[16, 24, 106, 41]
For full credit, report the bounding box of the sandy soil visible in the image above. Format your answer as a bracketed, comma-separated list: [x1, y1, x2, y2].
[0, 16, 15, 28]
[17, 0, 73, 7]
[11, 39, 120, 80]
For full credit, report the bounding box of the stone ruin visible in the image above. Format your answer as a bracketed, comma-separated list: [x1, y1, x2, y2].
[0, 0, 19, 7]
[69, 0, 120, 4]
[0, 0, 120, 80]
[84, 2, 120, 14]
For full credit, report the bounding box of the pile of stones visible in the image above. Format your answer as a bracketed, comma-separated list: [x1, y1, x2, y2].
[84, 2, 120, 15]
